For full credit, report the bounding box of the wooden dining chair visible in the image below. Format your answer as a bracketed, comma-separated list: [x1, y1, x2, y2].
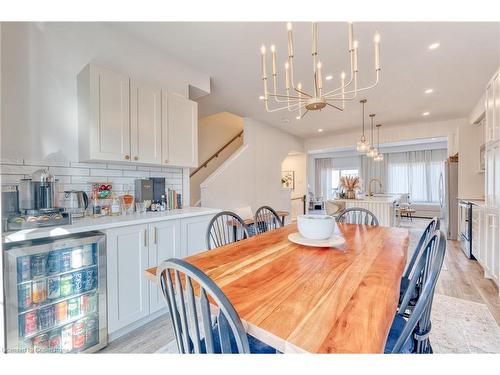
[157, 258, 276, 354]
[206, 211, 250, 250]
[385, 230, 446, 354]
[399, 217, 440, 303]
[254, 206, 283, 234]
[335, 207, 379, 226]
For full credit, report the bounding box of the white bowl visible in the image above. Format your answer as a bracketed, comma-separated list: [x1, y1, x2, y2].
[297, 215, 335, 240]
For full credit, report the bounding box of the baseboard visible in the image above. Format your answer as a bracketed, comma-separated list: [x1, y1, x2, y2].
[108, 309, 168, 343]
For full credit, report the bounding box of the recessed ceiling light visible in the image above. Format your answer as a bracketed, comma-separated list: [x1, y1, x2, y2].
[428, 43, 440, 50]
[325, 75, 333, 81]
[282, 118, 290, 124]
[259, 95, 265, 100]
[296, 116, 301, 120]
[318, 128, 323, 132]
[424, 88, 434, 94]
[422, 111, 430, 116]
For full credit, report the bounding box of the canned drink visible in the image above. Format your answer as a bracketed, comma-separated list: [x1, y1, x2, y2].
[60, 250, 72, 272]
[47, 251, 61, 274]
[30, 253, 48, 278]
[32, 333, 49, 353]
[48, 330, 62, 353]
[82, 245, 94, 267]
[61, 324, 73, 353]
[72, 320, 86, 350]
[55, 300, 68, 323]
[18, 283, 32, 310]
[17, 256, 31, 283]
[19, 311, 37, 337]
[47, 275, 61, 299]
[38, 305, 55, 331]
[71, 248, 83, 269]
[85, 317, 99, 346]
[83, 267, 97, 292]
[59, 274, 73, 297]
[32, 279, 47, 304]
[72, 271, 84, 294]
[80, 294, 89, 314]
[67, 297, 80, 318]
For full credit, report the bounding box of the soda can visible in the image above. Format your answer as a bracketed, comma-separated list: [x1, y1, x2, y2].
[47, 275, 61, 299]
[83, 267, 97, 292]
[71, 248, 83, 269]
[67, 297, 80, 318]
[60, 250, 72, 272]
[19, 311, 37, 337]
[82, 245, 94, 267]
[17, 256, 31, 283]
[32, 279, 47, 304]
[18, 283, 32, 310]
[72, 320, 86, 350]
[72, 271, 84, 294]
[30, 253, 48, 278]
[32, 333, 48, 353]
[59, 274, 73, 297]
[55, 300, 68, 323]
[37, 305, 55, 331]
[47, 251, 61, 274]
[61, 324, 73, 353]
[80, 294, 89, 314]
[85, 317, 99, 346]
[48, 330, 62, 353]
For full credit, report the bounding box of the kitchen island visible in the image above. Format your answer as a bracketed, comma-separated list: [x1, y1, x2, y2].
[330, 195, 401, 227]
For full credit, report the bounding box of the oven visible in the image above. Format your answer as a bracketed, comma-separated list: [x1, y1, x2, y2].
[458, 200, 473, 258]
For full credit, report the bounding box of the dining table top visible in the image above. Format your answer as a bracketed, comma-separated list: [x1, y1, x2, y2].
[145, 223, 409, 353]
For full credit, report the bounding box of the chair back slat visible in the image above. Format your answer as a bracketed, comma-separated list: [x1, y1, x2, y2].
[335, 207, 379, 226]
[157, 258, 251, 354]
[206, 211, 250, 249]
[404, 217, 439, 280]
[254, 206, 283, 234]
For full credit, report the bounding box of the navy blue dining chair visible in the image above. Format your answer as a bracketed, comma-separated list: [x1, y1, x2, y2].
[335, 207, 379, 226]
[254, 206, 283, 234]
[157, 258, 276, 354]
[385, 230, 446, 354]
[399, 217, 440, 304]
[206, 211, 250, 250]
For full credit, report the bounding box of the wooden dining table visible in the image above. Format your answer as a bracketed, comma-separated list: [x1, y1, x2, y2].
[145, 223, 409, 353]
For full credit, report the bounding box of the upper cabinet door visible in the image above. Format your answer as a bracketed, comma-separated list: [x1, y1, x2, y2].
[130, 81, 162, 165]
[494, 74, 500, 142]
[486, 81, 494, 143]
[164, 92, 198, 168]
[78, 64, 131, 162]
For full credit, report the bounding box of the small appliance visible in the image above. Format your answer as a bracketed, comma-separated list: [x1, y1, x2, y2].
[64, 190, 89, 218]
[134, 179, 153, 210]
[149, 177, 166, 202]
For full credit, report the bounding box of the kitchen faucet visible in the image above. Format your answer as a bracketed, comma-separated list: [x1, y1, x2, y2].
[368, 178, 382, 196]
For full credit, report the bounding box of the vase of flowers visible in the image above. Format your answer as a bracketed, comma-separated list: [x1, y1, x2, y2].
[339, 175, 361, 199]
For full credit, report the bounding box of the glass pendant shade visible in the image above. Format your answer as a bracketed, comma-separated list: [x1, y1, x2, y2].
[367, 147, 378, 158]
[374, 152, 384, 161]
[356, 137, 370, 152]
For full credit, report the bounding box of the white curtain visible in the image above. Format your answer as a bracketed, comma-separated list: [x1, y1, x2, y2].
[386, 149, 446, 203]
[315, 158, 335, 200]
[360, 155, 388, 193]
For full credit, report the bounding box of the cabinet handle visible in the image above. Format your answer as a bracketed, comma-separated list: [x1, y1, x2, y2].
[125, 154, 130, 160]
[134, 156, 139, 161]
[154, 227, 158, 245]
[144, 229, 148, 247]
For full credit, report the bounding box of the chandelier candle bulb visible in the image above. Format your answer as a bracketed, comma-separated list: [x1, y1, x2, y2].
[285, 62, 290, 89]
[374, 33, 381, 70]
[312, 22, 318, 55]
[261, 45, 267, 79]
[348, 22, 354, 51]
[353, 40, 359, 72]
[287, 22, 294, 57]
[271, 45, 277, 76]
[317, 62, 323, 90]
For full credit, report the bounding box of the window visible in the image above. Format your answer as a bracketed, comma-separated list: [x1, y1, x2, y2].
[332, 169, 359, 192]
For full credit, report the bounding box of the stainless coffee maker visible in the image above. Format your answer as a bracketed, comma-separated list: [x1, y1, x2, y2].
[19, 169, 59, 211]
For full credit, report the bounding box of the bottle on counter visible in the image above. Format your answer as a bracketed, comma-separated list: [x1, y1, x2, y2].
[160, 195, 166, 211]
[110, 194, 121, 216]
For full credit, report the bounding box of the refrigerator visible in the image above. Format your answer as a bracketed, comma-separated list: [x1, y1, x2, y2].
[439, 160, 458, 240]
[2, 231, 107, 353]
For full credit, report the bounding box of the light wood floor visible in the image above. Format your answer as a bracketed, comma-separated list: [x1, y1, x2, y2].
[100, 219, 500, 353]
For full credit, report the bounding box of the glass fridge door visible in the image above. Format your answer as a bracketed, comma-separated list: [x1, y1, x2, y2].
[3, 232, 107, 353]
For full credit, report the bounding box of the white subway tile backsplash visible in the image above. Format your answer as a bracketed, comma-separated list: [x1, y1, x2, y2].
[0, 174, 26, 184]
[70, 176, 106, 184]
[0, 158, 24, 165]
[70, 161, 105, 168]
[106, 163, 138, 171]
[90, 168, 122, 177]
[123, 170, 150, 178]
[0, 164, 44, 175]
[25, 159, 71, 167]
[48, 167, 90, 176]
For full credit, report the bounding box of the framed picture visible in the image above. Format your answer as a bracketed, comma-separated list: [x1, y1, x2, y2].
[281, 170, 295, 189]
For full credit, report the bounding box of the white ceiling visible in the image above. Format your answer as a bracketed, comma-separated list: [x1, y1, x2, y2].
[112, 22, 500, 138]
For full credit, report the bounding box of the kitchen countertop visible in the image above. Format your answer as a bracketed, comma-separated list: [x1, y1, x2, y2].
[2, 207, 221, 243]
[332, 195, 401, 204]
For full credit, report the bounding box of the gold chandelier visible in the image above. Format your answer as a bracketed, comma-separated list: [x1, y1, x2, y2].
[260, 22, 381, 119]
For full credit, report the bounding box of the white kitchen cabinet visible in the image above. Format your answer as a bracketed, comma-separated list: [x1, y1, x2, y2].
[485, 71, 499, 144]
[78, 64, 131, 163]
[148, 220, 181, 314]
[471, 205, 483, 264]
[180, 215, 212, 257]
[106, 224, 150, 333]
[164, 92, 198, 168]
[130, 81, 163, 165]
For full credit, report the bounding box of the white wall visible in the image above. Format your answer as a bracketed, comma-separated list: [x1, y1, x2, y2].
[305, 118, 465, 156]
[458, 122, 485, 199]
[281, 153, 307, 220]
[1, 22, 210, 164]
[200, 118, 304, 219]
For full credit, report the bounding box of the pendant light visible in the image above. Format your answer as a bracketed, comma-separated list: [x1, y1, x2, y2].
[367, 114, 378, 158]
[356, 99, 370, 153]
[374, 124, 384, 161]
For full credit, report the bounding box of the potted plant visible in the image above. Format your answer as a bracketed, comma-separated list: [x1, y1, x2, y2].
[339, 175, 361, 199]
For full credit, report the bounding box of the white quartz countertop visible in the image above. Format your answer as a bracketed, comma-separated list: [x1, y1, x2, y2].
[332, 195, 401, 204]
[3, 207, 221, 243]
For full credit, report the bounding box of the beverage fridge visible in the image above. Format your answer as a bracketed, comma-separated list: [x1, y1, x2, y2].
[2, 231, 107, 353]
